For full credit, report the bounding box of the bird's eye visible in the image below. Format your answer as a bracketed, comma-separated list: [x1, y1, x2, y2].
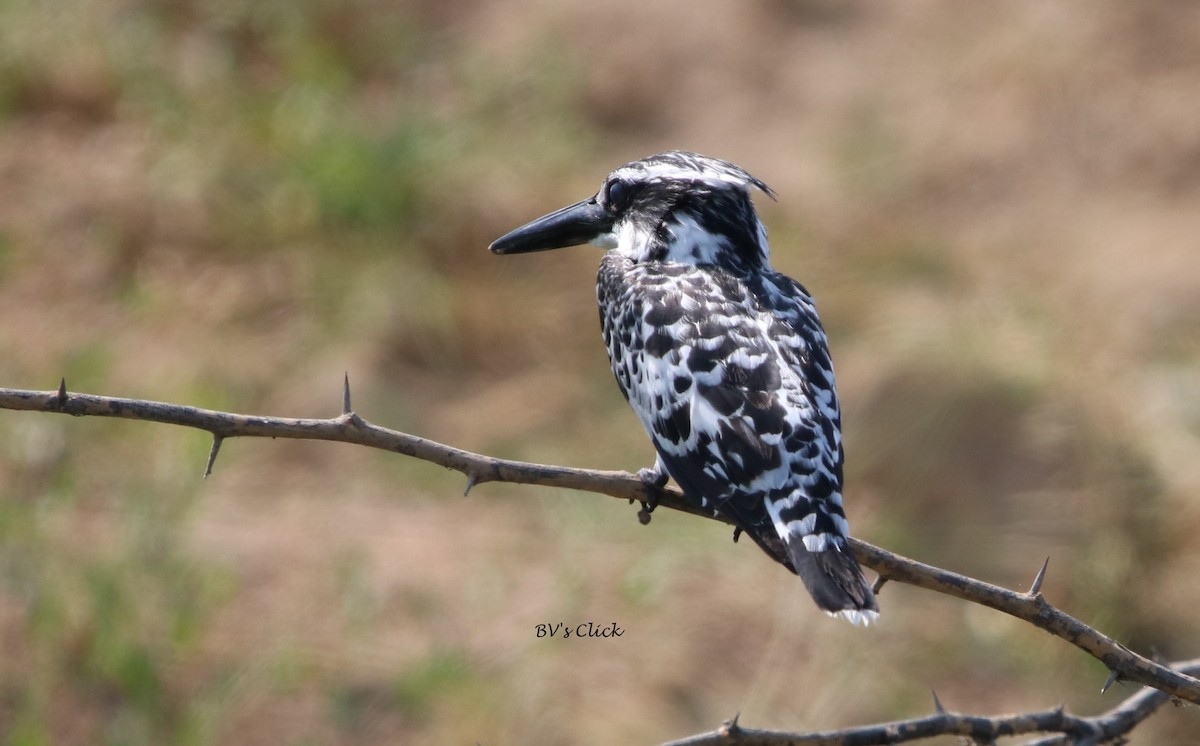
[604, 180, 631, 211]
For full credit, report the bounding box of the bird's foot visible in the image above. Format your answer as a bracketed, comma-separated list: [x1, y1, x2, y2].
[633, 463, 669, 525]
[637, 464, 670, 490]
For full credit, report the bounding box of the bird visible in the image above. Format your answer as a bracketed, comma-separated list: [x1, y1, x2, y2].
[490, 151, 878, 624]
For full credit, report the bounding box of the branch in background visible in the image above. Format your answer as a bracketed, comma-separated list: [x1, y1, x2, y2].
[2, 382, 1198, 719]
[665, 657, 1200, 745]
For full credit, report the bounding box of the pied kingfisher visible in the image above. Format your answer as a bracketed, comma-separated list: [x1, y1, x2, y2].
[490, 151, 878, 624]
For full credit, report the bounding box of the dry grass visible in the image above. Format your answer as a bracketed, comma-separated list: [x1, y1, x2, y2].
[1, 0, 1199, 743]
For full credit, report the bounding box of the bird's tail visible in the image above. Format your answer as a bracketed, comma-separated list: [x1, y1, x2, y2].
[765, 494, 879, 624]
[789, 542, 878, 625]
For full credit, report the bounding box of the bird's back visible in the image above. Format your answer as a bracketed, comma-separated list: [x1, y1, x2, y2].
[599, 252, 877, 621]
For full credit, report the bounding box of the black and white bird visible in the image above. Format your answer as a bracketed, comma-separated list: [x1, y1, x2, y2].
[490, 151, 878, 624]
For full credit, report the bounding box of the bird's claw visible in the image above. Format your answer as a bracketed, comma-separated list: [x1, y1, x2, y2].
[635, 464, 668, 525]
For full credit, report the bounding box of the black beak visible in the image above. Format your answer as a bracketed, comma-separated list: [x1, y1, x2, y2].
[489, 198, 614, 254]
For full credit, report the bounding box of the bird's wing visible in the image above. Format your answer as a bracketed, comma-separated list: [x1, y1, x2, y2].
[643, 270, 851, 557]
[603, 259, 874, 617]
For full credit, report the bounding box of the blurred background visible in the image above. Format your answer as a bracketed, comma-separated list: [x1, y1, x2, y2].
[1, 0, 1198, 743]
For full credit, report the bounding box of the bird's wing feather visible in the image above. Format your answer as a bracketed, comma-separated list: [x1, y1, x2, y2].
[607, 264, 830, 562]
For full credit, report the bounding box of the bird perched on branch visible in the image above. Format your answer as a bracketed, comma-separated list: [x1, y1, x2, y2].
[490, 151, 877, 624]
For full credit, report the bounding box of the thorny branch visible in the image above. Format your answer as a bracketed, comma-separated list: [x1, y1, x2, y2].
[665, 658, 1200, 745]
[1, 382, 1197, 743]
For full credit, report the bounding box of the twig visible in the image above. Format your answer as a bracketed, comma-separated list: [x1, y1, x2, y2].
[662, 658, 1200, 745]
[845, 542, 1200, 704]
[1022, 659, 1200, 745]
[0, 383, 686, 510]
[1, 384, 1198, 709]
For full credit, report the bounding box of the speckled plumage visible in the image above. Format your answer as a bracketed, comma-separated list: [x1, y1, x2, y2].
[492, 152, 877, 624]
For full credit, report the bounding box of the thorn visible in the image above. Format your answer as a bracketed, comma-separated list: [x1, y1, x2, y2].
[342, 372, 352, 415]
[931, 688, 946, 714]
[872, 575, 888, 594]
[719, 712, 741, 736]
[463, 472, 478, 497]
[56, 378, 68, 406]
[204, 435, 224, 479]
[1101, 669, 1120, 694]
[1029, 557, 1050, 595]
[732, 526, 743, 543]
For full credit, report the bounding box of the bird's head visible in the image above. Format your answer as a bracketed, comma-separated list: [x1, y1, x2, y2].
[490, 151, 776, 273]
